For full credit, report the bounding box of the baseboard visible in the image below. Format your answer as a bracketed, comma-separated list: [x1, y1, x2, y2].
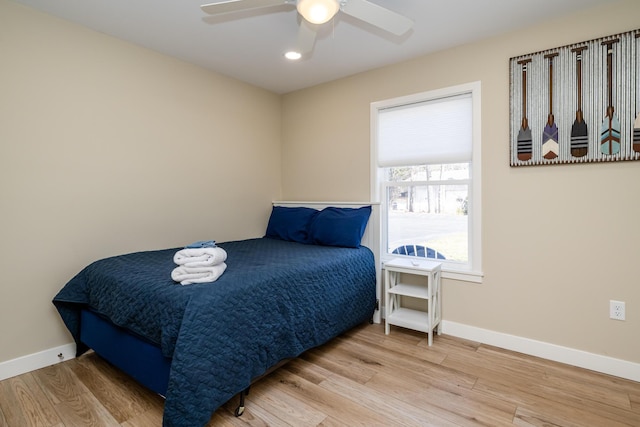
[442, 320, 640, 382]
[0, 343, 76, 381]
[3, 322, 639, 384]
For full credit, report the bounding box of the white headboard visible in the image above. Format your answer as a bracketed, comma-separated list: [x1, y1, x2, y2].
[272, 201, 381, 324]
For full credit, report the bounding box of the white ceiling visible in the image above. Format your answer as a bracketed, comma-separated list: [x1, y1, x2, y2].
[11, 0, 617, 94]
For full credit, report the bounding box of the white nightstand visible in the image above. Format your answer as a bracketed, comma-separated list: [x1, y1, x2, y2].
[384, 257, 442, 346]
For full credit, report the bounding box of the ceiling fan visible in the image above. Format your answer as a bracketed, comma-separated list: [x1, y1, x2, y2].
[200, 0, 413, 58]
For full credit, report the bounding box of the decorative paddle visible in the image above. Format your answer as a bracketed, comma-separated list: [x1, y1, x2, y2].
[634, 32, 640, 153]
[571, 46, 588, 157]
[517, 59, 532, 161]
[542, 53, 559, 160]
[600, 39, 621, 156]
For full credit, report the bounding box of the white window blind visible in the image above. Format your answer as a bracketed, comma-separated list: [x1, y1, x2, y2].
[377, 93, 473, 167]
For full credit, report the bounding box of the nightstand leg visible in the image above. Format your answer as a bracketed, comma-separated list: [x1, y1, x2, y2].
[384, 269, 390, 335]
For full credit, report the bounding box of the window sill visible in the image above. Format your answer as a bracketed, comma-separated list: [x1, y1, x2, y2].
[442, 269, 483, 283]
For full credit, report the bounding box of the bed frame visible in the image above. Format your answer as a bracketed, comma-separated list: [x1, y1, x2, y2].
[78, 201, 381, 417]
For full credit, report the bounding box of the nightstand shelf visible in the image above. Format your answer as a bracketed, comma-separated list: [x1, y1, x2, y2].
[384, 258, 442, 346]
[388, 283, 430, 299]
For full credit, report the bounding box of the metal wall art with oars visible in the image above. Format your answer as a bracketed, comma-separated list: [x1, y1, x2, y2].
[509, 29, 640, 166]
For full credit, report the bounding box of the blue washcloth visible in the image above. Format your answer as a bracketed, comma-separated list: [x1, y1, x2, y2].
[185, 240, 216, 249]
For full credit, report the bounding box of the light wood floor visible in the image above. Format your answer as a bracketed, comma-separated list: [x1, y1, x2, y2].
[1, 323, 639, 426]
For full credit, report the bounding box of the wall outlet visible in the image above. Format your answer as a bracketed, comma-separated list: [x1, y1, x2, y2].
[610, 300, 625, 321]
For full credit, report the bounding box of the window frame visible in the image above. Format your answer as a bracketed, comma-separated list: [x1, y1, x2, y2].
[370, 81, 483, 283]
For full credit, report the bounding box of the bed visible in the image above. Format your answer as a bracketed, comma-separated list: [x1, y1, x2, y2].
[52, 202, 380, 427]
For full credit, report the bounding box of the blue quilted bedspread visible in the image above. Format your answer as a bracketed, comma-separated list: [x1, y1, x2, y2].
[53, 237, 376, 427]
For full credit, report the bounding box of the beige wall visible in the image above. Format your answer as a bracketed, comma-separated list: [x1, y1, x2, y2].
[0, 0, 282, 362]
[282, 0, 640, 363]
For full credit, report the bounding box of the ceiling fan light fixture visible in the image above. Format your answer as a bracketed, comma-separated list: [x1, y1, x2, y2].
[297, 0, 339, 25]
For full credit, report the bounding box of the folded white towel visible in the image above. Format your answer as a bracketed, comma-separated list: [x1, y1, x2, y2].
[171, 263, 227, 285]
[173, 247, 227, 268]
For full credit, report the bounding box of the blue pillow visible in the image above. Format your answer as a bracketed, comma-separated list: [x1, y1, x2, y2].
[265, 206, 318, 244]
[309, 206, 372, 248]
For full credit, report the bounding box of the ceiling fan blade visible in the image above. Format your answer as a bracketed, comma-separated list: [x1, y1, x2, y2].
[296, 19, 318, 54]
[340, 0, 413, 36]
[201, 0, 287, 16]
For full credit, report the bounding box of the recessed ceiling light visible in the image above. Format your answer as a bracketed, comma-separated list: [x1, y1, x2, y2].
[285, 51, 302, 60]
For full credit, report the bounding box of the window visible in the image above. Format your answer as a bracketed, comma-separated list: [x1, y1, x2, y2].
[371, 82, 482, 282]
